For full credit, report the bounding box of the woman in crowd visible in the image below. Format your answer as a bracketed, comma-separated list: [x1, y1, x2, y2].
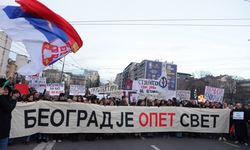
[71, 96, 77, 103]
[110, 100, 115, 106]
[77, 95, 83, 102]
[160, 100, 165, 106]
[20, 94, 27, 102]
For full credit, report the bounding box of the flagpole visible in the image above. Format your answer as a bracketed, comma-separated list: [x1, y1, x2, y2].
[60, 57, 66, 83]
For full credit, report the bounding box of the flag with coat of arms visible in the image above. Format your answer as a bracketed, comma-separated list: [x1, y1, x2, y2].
[0, 0, 83, 75]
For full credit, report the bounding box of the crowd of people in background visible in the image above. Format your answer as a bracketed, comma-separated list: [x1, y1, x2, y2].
[4, 87, 250, 147]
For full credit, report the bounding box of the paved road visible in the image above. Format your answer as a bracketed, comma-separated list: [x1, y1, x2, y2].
[7, 134, 249, 150]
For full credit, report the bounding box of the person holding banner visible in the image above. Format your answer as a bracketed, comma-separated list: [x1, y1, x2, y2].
[147, 101, 156, 138]
[134, 100, 145, 139]
[118, 99, 128, 139]
[52, 93, 68, 143]
[7, 90, 20, 146]
[44, 93, 51, 101]
[22, 94, 34, 145]
[0, 73, 15, 150]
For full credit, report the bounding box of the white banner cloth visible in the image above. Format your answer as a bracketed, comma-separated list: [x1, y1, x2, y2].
[10, 101, 230, 138]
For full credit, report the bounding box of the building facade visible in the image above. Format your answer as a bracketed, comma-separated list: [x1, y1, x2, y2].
[115, 59, 179, 90]
[6, 58, 17, 77]
[121, 62, 138, 89]
[42, 69, 86, 90]
[114, 72, 123, 90]
[16, 54, 28, 71]
[0, 32, 11, 74]
[84, 70, 100, 88]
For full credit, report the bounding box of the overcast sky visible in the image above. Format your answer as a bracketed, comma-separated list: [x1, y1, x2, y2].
[2, 0, 250, 82]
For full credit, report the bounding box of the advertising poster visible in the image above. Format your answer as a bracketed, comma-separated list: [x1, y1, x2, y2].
[166, 64, 177, 91]
[145, 60, 162, 80]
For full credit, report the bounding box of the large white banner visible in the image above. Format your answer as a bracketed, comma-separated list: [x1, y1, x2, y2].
[70, 85, 85, 95]
[176, 90, 191, 101]
[10, 101, 230, 138]
[204, 86, 224, 103]
[46, 83, 64, 95]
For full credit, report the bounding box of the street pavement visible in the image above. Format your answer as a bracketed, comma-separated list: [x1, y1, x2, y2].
[7, 134, 249, 150]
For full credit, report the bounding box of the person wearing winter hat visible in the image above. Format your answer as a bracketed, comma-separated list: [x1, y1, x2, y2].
[0, 73, 15, 150]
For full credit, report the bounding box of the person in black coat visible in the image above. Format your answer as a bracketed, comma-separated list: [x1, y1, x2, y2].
[0, 74, 15, 150]
[233, 103, 249, 146]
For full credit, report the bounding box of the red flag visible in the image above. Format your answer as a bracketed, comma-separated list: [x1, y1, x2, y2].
[15, 84, 29, 94]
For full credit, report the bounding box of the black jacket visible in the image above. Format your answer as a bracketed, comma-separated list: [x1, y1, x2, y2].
[0, 95, 16, 139]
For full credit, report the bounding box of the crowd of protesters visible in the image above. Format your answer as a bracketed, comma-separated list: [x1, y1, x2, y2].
[2, 87, 250, 148]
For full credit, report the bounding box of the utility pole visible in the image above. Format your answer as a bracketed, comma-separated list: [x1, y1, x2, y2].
[60, 57, 66, 83]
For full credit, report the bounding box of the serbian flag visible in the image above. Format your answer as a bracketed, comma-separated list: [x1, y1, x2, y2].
[0, 0, 83, 75]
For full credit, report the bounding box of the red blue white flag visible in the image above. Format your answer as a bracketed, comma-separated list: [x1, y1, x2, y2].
[0, 0, 83, 75]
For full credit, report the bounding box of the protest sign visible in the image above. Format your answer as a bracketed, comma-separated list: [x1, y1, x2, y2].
[233, 112, 244, 120]
[147, 94, 158, 100]
[122, 90, 137, 104]
[176, 90, 191, 100]
[15, 84, 29, 94]
[89, 85, 118, 94]
[29, 77, 46, 93]
[10, 101, 230, 138]
[158, 92, 167, 100]
[137, 93, 147, 100]
[110, 90, 123, 98]
[25, 72, 43, 81]
[70, 85, 85, 95]
[46, 83, 64, 95]
[35, 85, 46, 94]
[133, 70, 168, 95]
[29, 77, 46, 87]
[204, 86, 224, 103]
[166, 90, 176, 100]
[132, 79, 159, 95]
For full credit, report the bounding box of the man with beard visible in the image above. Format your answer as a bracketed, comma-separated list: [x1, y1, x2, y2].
[233, 103, 248, 147]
